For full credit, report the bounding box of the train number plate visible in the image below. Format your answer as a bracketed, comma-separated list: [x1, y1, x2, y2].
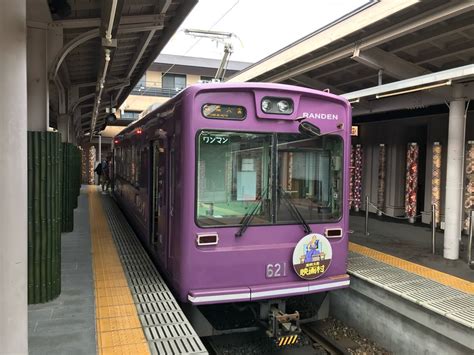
[266, 263, 287, 278]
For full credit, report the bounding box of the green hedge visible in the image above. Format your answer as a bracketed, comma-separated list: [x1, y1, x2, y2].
[61, 143, 81, 232]
[27, 132, 62, 303]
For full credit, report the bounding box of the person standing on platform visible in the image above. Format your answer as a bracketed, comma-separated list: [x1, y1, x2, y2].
[94, 160, 103, 186]
[100, 159, 110, 193]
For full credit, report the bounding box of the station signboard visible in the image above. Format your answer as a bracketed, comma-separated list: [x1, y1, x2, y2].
[351, 126, 359, 136]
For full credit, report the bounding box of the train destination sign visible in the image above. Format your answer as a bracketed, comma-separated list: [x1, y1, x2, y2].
[201, 134, 230, 145]
[202, 104, 246, 119]
[292, 233, 332, 280]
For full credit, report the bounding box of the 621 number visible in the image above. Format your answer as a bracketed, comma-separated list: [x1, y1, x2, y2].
[266, 263, 287, 278]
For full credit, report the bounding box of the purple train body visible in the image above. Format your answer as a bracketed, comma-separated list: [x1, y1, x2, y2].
[113, 83, 351, 305]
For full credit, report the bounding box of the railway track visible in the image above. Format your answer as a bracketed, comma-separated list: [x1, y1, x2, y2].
[202, 318, 389, 355]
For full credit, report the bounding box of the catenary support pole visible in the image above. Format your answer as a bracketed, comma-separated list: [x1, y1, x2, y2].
[0, 0, 28, 353]
[444, 85, 466, 260]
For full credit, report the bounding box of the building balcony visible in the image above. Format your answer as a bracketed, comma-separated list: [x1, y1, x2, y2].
[131, 82, 184, 97]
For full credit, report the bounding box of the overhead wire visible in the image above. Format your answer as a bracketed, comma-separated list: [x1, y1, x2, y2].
[161, 0, 240, 78]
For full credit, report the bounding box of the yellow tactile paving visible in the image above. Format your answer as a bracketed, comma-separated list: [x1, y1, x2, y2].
[99, 328, 148, 348]
[96, 304, 141, 320]
[88, 186, 150, 355]
[96, 286, 135, 298]
[349, 242, 474, 294]
[100, 343, 151, 355]
[98, 316, 142, 332]
[96, 293, 135, 308]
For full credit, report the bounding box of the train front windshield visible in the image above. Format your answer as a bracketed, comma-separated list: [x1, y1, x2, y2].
[197, 131, 343, 227]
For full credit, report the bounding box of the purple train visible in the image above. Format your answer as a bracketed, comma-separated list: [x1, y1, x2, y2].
[113, 83, 351, 337]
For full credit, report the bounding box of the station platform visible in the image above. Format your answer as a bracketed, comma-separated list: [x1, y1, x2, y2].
[28, 186, 207, 355]
[349, 213, 473, 282]
[344, 214, 473, 353]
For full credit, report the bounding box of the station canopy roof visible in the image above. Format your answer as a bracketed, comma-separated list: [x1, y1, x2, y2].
[42, 0, 197, 138]
[227, 0, 474, 117]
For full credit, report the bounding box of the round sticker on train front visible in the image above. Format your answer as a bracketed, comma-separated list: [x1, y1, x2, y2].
[292, 233, 332, 280]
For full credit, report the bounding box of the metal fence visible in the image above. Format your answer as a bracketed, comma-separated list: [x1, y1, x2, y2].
[131, 82, 183, 97]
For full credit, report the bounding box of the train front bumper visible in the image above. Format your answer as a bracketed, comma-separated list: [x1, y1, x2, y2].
[187, 274, 350, 304]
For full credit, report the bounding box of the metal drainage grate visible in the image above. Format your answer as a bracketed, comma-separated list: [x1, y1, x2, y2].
[387, 279, 445, 294]
[132, 284, 168, 295]
[144, 323, 196, 339]
[149, 337, 208, 355]
[449, 309, 474, 324]
[348, 252, 474, 329]
[102, 196, 208, 354]
[140, 312, 188, 327]
[428, 296, 474, 313]
[137, 301, 181, 315]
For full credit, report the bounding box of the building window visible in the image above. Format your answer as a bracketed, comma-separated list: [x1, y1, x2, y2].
[121, 111, 141, 120]
[162, 73, 186, 91]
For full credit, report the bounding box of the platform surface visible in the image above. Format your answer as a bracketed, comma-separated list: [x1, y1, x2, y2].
[348, 245, 474, 329]
[28, 186, 207, 355]
[28, 188, 96, 355]
[350, 213, 473, 281]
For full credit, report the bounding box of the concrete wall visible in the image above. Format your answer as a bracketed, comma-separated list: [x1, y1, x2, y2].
[145, 70, 162, 86]
[330, 278, 472, 354]
[355, 111, 474, 225]
[187, 74, 201, 85]
[122, 95, 168, 112]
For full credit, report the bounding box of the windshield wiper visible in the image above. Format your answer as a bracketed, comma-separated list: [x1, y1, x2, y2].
[235, 186, 269, 237]
[278, 187, 312, 234]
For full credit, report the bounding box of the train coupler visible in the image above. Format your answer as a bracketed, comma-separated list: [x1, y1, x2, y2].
[266, 306, 301, 346]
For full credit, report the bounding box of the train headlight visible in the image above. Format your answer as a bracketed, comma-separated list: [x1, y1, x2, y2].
[261, 97, 293, 115]
[277, 100, 291, 113]
[261, 99, 273, 112]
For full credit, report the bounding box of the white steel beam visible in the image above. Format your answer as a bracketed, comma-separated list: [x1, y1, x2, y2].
[160, 0, 172, 14]
[50, 14, 165, 29]
[229, 1, 474, 83]
[351, 82, 474, 116]
[115, 30, 156, 101]
[343, 64, 474, 101]
[49, 24, 162, 81]
[351, 47, 429, 79]
[290, 75, 344, 95]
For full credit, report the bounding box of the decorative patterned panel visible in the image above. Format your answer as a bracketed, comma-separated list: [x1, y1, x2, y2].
[377, 144, 386, 214]
[432, 142, 442, 226]
[353, 144, 363, 211]
[464, 141, 474, 232]
[405, 143, 419, 221]
[350, 145, 354, 209]
[88, 146, 96, 185]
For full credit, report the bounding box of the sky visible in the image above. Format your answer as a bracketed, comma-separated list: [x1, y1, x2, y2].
[162, 0, 370, 64]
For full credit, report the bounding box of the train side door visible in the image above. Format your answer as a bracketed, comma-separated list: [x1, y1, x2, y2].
[151, 138, 168, 268]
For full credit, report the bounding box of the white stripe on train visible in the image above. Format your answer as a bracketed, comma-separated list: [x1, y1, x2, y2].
[188, 280, 350, 303]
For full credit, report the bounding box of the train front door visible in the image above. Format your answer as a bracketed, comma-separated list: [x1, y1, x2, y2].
[151, 138, 168, 268]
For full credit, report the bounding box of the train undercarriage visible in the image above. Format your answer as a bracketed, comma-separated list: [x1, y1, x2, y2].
[182, 293, 329, 347]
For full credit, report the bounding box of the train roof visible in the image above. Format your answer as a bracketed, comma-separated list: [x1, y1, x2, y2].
[115, 82, 350, 138]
